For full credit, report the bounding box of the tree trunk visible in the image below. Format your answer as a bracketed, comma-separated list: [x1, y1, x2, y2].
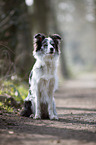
[33, 0, 50, 35]
[0, 0, 34, 79]
[49, 1, 70, 78]
[15, 2, 34, 80]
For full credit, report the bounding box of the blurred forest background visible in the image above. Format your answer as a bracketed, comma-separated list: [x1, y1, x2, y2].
[0, 0, 96, 110]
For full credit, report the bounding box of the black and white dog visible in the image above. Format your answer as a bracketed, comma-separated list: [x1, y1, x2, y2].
[20, 33, 61, 120]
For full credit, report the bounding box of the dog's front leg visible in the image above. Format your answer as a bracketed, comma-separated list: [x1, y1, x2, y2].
[48, 96, 54, 119]
[48, 79, 58, 120]
[48, 96, 58, 120]
[34, 82, 41, 119]
[35, 95, 41, 119]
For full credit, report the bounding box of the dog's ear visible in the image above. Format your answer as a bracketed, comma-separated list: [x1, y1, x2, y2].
[34, 33, 45, 52]
[34, 33, 45, 42]
[50, 34, 61, 54]
[50, 34, 61, 41]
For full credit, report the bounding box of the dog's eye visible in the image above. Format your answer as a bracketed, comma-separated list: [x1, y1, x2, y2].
[51, 43, 55, 47]
[44, 44, 48, 47]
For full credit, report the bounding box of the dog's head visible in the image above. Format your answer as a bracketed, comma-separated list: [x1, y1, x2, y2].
[33, 33, 61, 59]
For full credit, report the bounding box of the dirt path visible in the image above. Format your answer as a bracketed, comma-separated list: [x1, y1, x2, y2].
[0, 79, 96, 145]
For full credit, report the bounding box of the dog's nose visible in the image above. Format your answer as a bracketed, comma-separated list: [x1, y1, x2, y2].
[50, 48, 54, 52]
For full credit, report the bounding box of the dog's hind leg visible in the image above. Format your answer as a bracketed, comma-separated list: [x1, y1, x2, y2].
[20, 101, 32, 117]
[20, 71, 34, 117]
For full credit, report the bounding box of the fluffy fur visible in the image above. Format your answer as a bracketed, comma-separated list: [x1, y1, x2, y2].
[20, 33, 61, 120]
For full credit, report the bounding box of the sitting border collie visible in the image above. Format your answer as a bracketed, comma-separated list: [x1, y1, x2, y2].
[20, 33, 61, 120]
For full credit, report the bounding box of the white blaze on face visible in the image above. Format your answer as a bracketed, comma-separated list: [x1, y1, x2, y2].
[47, 37, 55, 54]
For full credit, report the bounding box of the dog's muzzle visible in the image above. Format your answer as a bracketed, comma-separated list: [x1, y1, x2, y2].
[50, 47, 55, 54]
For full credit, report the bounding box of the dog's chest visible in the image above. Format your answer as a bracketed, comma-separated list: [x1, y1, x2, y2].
[33, 60, 56, 79]
[42, 62, 55, 76]
[32, 60, 58, 93]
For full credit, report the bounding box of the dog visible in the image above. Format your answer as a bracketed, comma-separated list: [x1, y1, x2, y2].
[20, 33, 61, 120]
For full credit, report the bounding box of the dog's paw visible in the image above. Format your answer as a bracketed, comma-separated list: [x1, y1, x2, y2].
[34, 114, 41, 120]
[50, 115, 59, 120]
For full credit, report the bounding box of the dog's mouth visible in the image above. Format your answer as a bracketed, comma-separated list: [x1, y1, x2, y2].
[50, 51, 54, 54]
[46, 50, 55, 55]
[46, 52, 55, 55]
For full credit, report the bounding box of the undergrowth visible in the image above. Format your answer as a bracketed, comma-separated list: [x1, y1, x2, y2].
[0, 77, 28, 113]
